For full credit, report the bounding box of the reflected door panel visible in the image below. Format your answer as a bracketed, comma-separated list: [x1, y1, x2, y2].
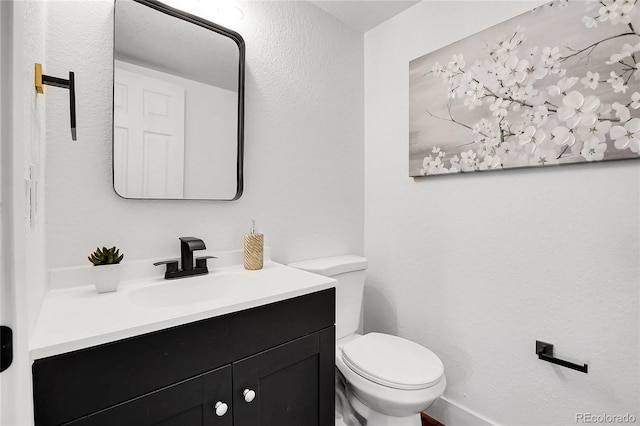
[114, 68, 185, 199]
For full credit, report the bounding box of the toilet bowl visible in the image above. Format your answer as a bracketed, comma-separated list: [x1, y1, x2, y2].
[336, 333, 446, 426]
[289, 256, 446, 426]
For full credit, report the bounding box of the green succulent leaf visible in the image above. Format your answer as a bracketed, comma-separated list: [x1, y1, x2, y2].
[88, 245, 124, 265]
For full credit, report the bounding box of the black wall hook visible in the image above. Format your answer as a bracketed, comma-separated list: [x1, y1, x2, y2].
[536, 340, 588, 374]
[34, 63, 76, 141]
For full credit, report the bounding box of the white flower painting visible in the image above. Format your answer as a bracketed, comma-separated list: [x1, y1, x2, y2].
[409, 0, 640, 177]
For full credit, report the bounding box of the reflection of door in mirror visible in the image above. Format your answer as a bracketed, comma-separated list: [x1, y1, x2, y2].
[114, 65, 185, 199]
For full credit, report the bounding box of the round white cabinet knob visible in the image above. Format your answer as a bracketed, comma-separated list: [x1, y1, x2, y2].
[214, 401, 228, 417]
[243, 388, 256, 403]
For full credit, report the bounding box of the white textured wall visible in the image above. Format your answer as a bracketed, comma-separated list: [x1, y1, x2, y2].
[364, 2, 639, 425]
[45, 1, 363, 268]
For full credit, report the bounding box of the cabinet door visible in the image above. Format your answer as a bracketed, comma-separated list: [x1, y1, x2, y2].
[232, 327, 335, 426]
[65, 365, 233, 426]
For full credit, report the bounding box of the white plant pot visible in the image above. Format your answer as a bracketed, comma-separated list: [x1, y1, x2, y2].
[92, 264, 122, 293]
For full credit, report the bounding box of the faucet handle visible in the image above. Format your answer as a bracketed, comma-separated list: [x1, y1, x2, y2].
[195, 256, 216, 269]
[153, 259, 179, 273]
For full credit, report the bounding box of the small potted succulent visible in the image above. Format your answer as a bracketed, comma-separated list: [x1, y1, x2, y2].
[88, 246, 124, 293]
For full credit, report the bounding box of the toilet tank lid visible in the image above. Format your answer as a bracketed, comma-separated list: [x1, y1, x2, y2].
[288, 255, 367, 277]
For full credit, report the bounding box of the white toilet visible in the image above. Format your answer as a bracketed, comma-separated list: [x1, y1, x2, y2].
[289, 255, 446, 426]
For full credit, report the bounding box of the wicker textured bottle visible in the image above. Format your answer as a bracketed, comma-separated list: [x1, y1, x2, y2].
[244, 220, 263, 270]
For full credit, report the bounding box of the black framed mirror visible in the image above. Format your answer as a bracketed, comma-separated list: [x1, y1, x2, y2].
[113, 0, 244, 200]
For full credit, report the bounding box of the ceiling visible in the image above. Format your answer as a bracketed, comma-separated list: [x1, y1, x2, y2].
[309, 0, 420, 33]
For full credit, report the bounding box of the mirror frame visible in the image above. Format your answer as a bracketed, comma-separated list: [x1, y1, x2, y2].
[112, 0, 245, 201]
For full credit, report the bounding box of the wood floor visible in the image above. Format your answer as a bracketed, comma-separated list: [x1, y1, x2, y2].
[421, 412, 446, 426]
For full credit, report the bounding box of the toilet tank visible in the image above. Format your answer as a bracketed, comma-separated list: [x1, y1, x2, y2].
[289, 255, 367, 340]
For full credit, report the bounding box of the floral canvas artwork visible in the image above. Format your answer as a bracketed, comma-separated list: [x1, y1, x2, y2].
[409, 0, 640, 176]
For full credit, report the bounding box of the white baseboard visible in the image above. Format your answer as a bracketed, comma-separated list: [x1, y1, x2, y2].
[426, 396, 497, 426]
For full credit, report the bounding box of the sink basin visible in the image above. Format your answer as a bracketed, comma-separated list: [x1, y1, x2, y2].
[129, 271, 262, 308]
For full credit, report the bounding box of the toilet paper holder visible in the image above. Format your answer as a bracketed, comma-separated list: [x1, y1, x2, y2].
[536, 340, 588, 374]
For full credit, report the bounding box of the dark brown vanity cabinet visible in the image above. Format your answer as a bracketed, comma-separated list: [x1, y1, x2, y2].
[65, 365, 234, 426]
[32, 289, 335, 426]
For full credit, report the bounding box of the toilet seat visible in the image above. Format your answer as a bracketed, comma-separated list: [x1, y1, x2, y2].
[341, 333, 444, 390]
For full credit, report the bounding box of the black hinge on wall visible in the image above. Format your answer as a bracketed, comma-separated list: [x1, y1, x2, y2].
[1, 325, 13, 372]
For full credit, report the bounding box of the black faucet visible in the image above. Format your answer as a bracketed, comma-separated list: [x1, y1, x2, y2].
[154, 237, 216, 279]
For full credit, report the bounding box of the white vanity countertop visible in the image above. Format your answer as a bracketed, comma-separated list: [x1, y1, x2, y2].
[30, 259, 335, 360]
